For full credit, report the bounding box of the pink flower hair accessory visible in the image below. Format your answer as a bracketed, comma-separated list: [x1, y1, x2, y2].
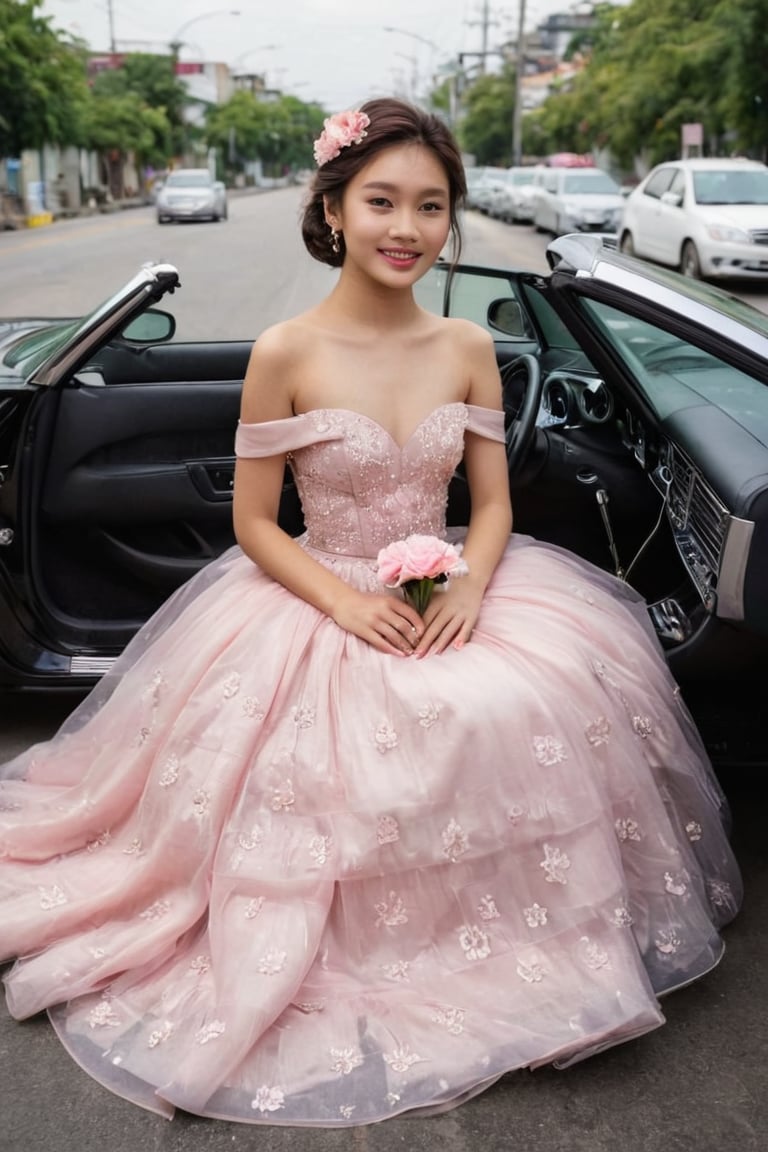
[313, 110, 371, 167]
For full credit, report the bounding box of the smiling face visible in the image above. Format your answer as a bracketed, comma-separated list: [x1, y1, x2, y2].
[325, 142, 452, 287]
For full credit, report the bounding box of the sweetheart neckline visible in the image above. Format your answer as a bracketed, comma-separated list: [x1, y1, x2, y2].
[293, 402, 467, 451]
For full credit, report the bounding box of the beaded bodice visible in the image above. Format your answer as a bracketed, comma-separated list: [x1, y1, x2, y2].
[234, 403, 506, 559]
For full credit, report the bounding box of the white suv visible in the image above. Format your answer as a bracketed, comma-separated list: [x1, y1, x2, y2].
[619, 157, 768, 280]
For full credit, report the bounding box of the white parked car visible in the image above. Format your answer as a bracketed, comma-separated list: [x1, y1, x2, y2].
[463, 166, 488, 211]
[618, 157, 768, 280]
[156, 168, 228, 224]
[533, 167, 624, 236]
[470, 167, 510, 215]
[488, 167, 540, 223]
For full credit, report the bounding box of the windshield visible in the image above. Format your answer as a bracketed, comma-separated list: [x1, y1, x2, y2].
[165, 171, 212, 188]
[2, 320, 83, 376]
[693, 168, 768, 205]
[563, 172, 620, 195]
[581, 298, 768, 443]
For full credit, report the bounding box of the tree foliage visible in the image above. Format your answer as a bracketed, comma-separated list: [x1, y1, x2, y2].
[715, 0, 768, 156]
[88, 54, 182, 165]
[82, 94, 171, 167]
[206, 93, 326, 174]
[0, 0, 90, 156]
[452, 0, 768, 174]
[457, 66, 516, 166]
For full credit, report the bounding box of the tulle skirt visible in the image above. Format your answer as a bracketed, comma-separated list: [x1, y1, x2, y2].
[0, 533, 741, 1124]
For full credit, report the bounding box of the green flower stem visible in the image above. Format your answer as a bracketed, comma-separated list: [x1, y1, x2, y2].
[403, 578, 435, 616]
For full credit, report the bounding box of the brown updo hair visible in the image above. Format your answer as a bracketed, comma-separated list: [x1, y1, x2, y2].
[301, 97, 466, 268]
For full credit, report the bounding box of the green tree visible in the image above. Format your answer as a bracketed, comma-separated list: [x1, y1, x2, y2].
[450, 0, 768, 174]
[0, 0, 90, 157]
[206, 92, 325, 176]
[457, 66, 516, 165]
[432, 0, 768, 171]
[81, 92, 171, 196]
[716, 0, 768, 158]
[90, 53, 186, 158]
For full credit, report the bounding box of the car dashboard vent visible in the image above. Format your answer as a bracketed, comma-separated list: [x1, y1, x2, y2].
[663, 441, 729, 609]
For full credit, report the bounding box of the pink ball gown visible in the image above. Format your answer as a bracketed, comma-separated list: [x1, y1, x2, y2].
[0, 403, 741, 1125]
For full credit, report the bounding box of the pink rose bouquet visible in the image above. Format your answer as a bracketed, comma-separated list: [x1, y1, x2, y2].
[377, 534, 468, 615]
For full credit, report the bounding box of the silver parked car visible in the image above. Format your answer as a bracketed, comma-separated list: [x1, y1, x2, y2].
[533, 167, 624, 236]
[618, 157, 768, 280]
[156, 168, 228, 224]
[489, 167, 540, 223]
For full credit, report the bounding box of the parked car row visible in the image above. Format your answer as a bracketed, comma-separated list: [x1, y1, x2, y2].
[465, 166, 540, 223]
[467, 156, 768, 283]
[466, 162, 624, 236]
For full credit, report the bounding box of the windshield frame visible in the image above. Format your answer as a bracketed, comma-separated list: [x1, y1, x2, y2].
[2, 264, 181, 385]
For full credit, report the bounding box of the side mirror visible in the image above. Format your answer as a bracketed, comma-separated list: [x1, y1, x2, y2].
[213, 181, 226, 192]
[487, 298, 526, 337]
[119, 308, 176, 344]
[660, 190, 683, 207]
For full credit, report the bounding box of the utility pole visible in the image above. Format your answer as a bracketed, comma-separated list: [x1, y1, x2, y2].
[511, 0, 527, 166]
[467, 0, 496, 76]
[480, 0, 490, 74]
[107, 0, 116, 53]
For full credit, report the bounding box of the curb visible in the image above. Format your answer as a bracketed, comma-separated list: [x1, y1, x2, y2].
[1, 184, 276, 234]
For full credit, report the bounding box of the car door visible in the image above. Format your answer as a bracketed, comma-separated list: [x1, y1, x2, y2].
[534, 169, 559, 232]
[631, 166, 677, 262]
[0, 266, 303, 685]
[653, 166, 688, 263]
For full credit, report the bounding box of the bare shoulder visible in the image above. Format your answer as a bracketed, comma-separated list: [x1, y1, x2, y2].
[246, 315, 313, 372]
[241, 316, 316, 422]
[438, 316, 497, 362]
[441, 317, 502, 408]
[445, 315, 495, 346]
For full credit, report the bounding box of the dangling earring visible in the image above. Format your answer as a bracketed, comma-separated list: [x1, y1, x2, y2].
[330, 227, 341, 254]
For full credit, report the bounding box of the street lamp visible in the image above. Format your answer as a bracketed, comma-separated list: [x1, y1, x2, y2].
[231, 45, 281, 97]
[168, 10, 240, 166]
[169, 9, 241, 60]
[231, 44, 280, 72]
[382, 26, 439, 52]
[383, 26, 441, 107]
[393, 52, 419, 101]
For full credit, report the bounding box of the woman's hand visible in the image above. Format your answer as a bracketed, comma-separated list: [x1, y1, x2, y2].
[414, 577, 485, 657]
[332, 590, 425, 656]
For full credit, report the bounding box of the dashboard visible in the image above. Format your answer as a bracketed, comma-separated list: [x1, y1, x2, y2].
[538, 369, 759, 638]
[541, 370, 614, 427]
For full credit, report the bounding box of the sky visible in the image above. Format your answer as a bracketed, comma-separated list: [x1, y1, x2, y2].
[41, 0, 585, 112]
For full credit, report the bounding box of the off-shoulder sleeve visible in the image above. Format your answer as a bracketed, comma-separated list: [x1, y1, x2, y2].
[465, 404, 506, 443]
[235, 416, 343, 458]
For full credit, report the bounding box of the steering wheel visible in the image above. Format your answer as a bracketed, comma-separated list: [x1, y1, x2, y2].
[500, 353, 543, 479]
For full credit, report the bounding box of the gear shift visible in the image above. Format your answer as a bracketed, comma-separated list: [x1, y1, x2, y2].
[595, 488, 624, 578]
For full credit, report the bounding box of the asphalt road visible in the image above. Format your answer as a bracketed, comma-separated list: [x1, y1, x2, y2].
[1, 191, 767, 1151]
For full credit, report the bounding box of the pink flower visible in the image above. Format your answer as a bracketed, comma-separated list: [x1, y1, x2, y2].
[377, 534, 466, 586]
[377, 534, 468, 615]
[313, 110, 370, 167]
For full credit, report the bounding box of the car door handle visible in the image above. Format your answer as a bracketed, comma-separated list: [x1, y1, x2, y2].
[187, 460, 235, 501]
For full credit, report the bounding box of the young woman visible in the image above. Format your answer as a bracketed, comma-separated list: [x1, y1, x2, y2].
[0, 98, 741, 1126]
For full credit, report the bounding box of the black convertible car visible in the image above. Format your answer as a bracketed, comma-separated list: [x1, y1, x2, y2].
[1, 236, 766, 769]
